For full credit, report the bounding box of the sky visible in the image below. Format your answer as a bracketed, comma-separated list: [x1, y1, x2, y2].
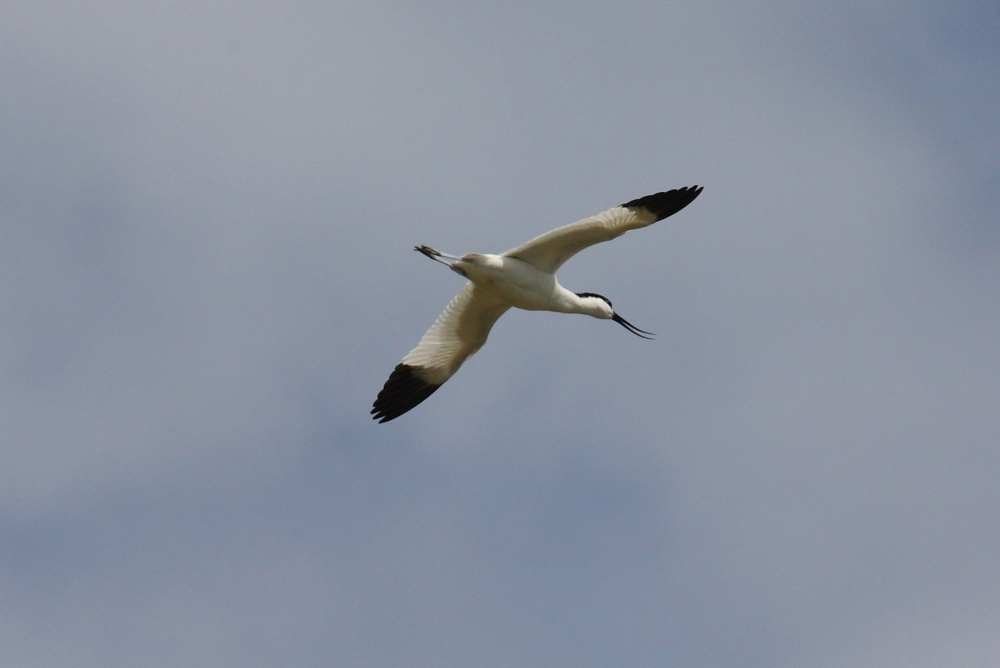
[1, 1, 999, 666]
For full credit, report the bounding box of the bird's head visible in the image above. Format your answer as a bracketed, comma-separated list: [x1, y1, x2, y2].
[575, 292, 655, 339]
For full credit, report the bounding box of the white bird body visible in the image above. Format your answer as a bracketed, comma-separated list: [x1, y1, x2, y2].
[449, 254, 605, 315]
[372, 186, 703, 422]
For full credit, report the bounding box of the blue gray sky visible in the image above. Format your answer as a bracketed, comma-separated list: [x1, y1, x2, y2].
[2, 2, 999, 666]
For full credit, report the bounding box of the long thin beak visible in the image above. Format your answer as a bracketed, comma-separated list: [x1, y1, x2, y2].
[612, 312, 655, 339]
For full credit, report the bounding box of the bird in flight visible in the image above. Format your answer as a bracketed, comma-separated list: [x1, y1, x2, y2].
[371, 185, 703, 423]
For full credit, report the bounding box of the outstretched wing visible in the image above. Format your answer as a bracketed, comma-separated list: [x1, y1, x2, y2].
[371, 283, 510, 423]
[502, 186, 703, 274]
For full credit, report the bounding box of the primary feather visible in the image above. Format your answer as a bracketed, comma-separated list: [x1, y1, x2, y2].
[371, 284, 509, 423]
[502, 186, 703, 273]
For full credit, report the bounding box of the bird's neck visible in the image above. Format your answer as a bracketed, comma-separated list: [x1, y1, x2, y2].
[557, 289, 612, 319]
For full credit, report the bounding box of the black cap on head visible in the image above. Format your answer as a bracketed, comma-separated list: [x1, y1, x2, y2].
[575, 292, 612, 308]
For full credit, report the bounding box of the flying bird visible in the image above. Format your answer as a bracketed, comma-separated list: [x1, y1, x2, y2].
[371, 185, 703, 422]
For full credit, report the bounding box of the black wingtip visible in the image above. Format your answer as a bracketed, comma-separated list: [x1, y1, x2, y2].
[371, 363, 442, 423]
[621, 185, 703, 222]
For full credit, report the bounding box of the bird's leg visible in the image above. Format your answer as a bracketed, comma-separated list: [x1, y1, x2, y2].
[415, 245, 464, 267]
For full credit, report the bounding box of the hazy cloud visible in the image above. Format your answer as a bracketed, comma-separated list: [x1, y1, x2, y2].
[1, 2, 997, 666]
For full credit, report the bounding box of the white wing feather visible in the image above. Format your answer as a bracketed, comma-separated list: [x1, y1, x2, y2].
[501, 186, 704, 274]
[501, 205, 656, 274]
[402, 283, 510, 385]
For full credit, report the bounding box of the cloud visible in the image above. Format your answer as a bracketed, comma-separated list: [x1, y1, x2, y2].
[0, 1, 997, 665]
